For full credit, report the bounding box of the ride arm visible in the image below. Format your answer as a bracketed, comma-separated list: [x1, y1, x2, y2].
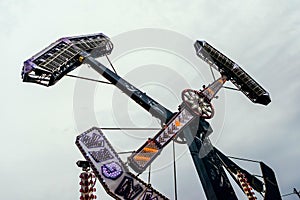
[80, 52, 174, 124]
[215, 147, 282, 200]
[21, 33, 174, 125]
[214, 147, 264, 193]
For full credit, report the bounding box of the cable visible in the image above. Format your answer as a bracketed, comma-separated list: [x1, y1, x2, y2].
[281, 192, 295, 197]
[66, 74, 112, 84]
[106, 55, 118, 75]
[281, 188, 300, 198]
[252, 174, 263, 178]
[100, 127, 160, 131]
[148, 164, 151, 184]
[222, 86, 240, 91]
[117, 151, 135, 155]
[172, 141, 178, 200]
[227, 156, 260, 163]
[209, 65, 216, 81]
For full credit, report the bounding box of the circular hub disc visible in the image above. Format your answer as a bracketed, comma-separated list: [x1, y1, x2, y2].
[181, 89, 214, 119]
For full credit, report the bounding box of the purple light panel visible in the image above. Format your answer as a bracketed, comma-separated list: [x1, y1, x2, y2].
[101, 162, 123, 180]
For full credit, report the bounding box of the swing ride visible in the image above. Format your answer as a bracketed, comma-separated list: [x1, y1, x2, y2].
[21, 32, 281, 200]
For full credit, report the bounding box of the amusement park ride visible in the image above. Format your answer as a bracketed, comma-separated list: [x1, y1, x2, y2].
[22, 33, 282, 200]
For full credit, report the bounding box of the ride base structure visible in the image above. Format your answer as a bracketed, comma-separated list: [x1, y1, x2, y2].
[22, 33, 281, 200]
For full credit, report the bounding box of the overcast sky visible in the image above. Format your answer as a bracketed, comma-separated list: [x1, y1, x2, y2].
[0, 0, 299, 199]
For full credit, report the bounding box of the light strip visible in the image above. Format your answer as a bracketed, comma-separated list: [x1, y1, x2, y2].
[128, 107, 196, 173]
[194, 40, 271, 105]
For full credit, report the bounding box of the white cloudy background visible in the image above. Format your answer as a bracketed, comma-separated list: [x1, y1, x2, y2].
[0, 0, 299, 199]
